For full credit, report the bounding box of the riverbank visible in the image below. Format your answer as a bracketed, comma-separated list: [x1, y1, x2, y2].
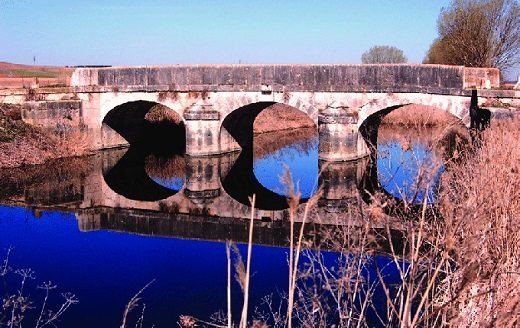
[0, 104, 88, 168]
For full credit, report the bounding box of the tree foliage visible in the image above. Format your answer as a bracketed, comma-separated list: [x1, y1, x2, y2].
[361, 45, 407, 64]
[424, 0, 520, 72]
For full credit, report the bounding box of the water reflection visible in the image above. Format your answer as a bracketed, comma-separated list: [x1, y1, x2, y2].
[103, 146, 179, 201]
[145, 153, 186, 191]
[254, 136, 319, 199]
[376, 124, 468, 204]
[0, 205, 291, 327]
[0, 113, 479, 327]
[377, 141, 444, 204]
[0, 126, 431, 327]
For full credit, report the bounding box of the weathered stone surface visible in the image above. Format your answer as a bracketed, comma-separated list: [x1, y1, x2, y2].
[71, 64, 500, 92]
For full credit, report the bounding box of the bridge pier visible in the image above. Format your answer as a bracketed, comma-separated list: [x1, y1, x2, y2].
[184, 102, 221, 156]
[318, 158, 366, 212]
[318, 104, 369, 161]
[184, 155, 221, 204]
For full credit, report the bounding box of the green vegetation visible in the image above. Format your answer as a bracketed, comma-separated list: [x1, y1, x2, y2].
[361, 45, 408, 64]
[424, 0, 520, 73]
[2, 69, 60, 79]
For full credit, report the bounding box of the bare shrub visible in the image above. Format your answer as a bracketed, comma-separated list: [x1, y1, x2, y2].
[253, 104, 315, 134]
[144, 104, 182, 124]
[436, 117, 520, 327]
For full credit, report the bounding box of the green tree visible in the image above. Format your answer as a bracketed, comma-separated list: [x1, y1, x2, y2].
[361, 45, 407, 64]
[424, 0, 520, 72]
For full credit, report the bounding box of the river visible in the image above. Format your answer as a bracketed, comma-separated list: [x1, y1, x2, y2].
[0, 123, 463, 327]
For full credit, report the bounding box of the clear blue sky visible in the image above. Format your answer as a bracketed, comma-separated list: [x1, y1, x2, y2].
[0, 0, 457, 67]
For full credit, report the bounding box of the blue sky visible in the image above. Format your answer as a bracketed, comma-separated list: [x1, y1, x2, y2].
[0, 0, 456, 67]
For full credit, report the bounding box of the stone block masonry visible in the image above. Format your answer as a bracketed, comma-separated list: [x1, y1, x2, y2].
[22, 100, 82, 131]
[71, 64, 500, 94]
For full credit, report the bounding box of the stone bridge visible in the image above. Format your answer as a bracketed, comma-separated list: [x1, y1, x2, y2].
[2, 64, 510, 161]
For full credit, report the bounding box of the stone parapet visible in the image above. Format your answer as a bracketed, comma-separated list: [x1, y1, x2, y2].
[71, 64, 494, 92]
[463, 67, 500, 89]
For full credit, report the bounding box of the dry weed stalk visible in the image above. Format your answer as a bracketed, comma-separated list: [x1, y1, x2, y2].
[0, 247, 78, 328]
[436, 117, 520, 327]
[120, 279, 155, 328]
[240, 194, 256, 328]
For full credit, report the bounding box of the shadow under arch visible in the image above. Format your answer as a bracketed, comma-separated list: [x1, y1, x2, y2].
[102, 146, 181, 202]
[103, 100, 159, 144]
[221, 101, 276, 149]
[359, 105, 405, 154]
[103, 101, 186, 152]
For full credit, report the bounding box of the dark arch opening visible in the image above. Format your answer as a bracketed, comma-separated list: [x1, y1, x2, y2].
[221, 102, 276, 149]
[102, 101, 186, 154]
[102, 101, 186, 200]
[221, 102, 318, 210]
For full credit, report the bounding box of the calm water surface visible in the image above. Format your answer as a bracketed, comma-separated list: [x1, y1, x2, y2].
[0, 126, 445, 327]
[377, 141, 444, 204]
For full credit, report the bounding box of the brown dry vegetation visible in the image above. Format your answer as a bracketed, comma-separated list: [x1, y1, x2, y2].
[382, 104, 461, 126]
[295, 118, 520, 327]
[0, 104, 90, 168]
[254, 103, 315, 134]
[437, 117, 520, 327]
[144, 104, 183, 124]
[144, 153, 186, 180]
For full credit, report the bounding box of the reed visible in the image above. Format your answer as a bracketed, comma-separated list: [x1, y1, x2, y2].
[179, 117, 519, 327]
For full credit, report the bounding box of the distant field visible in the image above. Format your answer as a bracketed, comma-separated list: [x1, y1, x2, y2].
[0, 62, 74, 89]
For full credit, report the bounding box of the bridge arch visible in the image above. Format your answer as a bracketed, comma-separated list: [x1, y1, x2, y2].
[356, 93, 469, 128]
[101, 100, 185, 151]
[219, 101, 318, 209]
[219, 100, 317, 150]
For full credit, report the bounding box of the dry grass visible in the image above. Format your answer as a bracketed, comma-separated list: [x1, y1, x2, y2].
[253, 104, 315, 134]
[144, 104, 183, 124]
[436, 117, 520, 327]
[382, 104, 461, 126]
[0, 104, 91, 168]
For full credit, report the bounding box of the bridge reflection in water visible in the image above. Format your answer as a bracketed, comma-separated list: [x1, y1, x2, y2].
[0, 144, 406, 252]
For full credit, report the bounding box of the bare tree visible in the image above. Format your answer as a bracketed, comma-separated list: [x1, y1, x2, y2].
[424, 0, 520, 73]
[361, 45, 407, 64]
